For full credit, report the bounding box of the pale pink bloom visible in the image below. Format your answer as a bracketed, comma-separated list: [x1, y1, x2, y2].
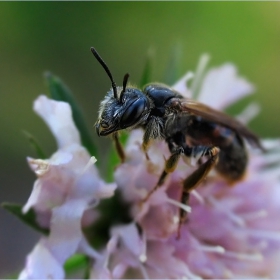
[92, 61, 280, 278]
[19, 95, 116, 279]
[196, 63, 254, 110]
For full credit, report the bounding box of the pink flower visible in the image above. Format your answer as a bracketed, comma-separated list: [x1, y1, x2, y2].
[19, 95, 116, 279]
[92, 60, 280, 278]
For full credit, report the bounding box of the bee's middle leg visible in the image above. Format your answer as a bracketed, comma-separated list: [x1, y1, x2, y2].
[142, 146, 184, 203]
[176, 146, 220, 238]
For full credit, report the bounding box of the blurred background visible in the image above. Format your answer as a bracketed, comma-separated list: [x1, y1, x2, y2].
[0, 2, 280, 277]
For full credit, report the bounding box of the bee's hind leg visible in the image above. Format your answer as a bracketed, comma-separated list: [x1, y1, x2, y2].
[176, 146, 220, 239]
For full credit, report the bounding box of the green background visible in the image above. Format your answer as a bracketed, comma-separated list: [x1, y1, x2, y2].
[0, 2, 280, 277]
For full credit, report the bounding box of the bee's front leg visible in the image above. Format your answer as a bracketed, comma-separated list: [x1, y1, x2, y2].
[112, 133, 126, 163]
[142, 116, 163, 160]
[176, 146, 219, 239]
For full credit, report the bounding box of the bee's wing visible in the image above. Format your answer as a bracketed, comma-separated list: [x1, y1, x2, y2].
[180, 99, 263, 150]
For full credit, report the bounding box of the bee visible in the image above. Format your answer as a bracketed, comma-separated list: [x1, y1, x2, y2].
[91, 47, 263, 237]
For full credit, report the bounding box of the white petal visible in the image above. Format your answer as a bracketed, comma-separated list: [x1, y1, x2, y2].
[96, 182, 117, 199]
[106, 234, 118, 255]
[34, 95, 81, 148]
[112, 223, 145, 258]
[172, 71, 194, 98]
[197, 64, 254, 109]
[22, 180, 43, 213]
[72, 171, 117, 201]
[18, 238, 65, 279]
[46, 199, 88, 263]
[22, 163, 72, 214]
[49, 150, 73, 166]
[235, 102, 261, 124]
[78, 237, 102, 260]
[112, 263, 128, 279]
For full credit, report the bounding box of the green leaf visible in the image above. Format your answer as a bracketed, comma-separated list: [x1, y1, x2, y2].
[190, 53, 210, 99]
[1, 202, 49, 235]
[22, 130, 47, 159]
[3, 272, 18, 279]
[139, 47, 155, 88]
[83, 190, 131, 250]
[164, 42, 183, 85]
[64, 254, 89, 277]
[44, 72, 98, 160]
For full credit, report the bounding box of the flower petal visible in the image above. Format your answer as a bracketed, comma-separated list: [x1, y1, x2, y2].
[111, 223, 146, 259]
[197, 64, 254, 109]
[18, 238, 64, 279]
[34, 95, 81, 148]
[172, 71, 194, 98]
[44, 199, 91, 263]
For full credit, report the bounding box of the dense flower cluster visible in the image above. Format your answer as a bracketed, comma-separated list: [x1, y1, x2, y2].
[19, 60, 280, 279]
[91, 63, 280, 279]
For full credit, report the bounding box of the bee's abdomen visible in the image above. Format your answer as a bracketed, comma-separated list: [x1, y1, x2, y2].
[215, 135, 248, 182]
[172, 115, 249, 182]
[190, 121, 248, 182]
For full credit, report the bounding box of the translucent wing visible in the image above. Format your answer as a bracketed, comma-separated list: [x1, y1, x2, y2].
[179, 99, 263, 150]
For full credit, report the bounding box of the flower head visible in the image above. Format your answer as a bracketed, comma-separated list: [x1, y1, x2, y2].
[91, 60, 280, 279]
[18, 57, 280, 279]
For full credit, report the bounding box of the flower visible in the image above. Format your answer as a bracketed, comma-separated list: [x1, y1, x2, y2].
[19, 95, 116, 279]
[18, 56, 280, 279]
[91, 59, 280, 278]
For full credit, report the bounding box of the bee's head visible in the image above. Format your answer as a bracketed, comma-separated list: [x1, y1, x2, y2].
[91, 47, 150, 136]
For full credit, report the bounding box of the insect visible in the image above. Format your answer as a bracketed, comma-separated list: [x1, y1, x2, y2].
[91, 47, 263, 237]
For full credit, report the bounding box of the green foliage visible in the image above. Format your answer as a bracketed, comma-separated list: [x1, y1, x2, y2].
[83, 190, 131, 251]
[190, 53, 210, 99]
[139, 48, 154, 88]
[164, 42, 183, 85]
[22, 130, 47, 159]
[64, 254, 90, 278]
[1, 203, 49, 235]
[45, 72, 98, 160]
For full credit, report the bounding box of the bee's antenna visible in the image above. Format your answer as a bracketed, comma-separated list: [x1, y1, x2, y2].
[120, 73, 129, 102]
[90, 47, 118, 99]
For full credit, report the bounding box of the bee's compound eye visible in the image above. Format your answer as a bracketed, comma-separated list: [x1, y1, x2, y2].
[120, 98, 146, 128]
